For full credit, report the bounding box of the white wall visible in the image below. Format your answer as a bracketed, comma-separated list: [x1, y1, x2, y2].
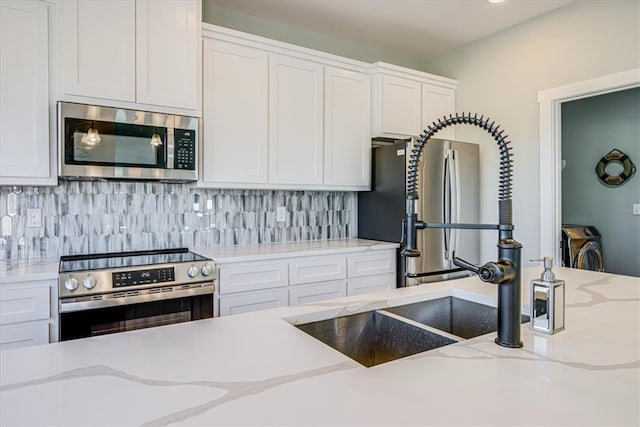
[202, 2, 424, 70]
[422, 0, 640, 265]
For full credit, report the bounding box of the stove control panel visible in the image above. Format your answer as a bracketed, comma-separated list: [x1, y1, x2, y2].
[59, 261, 215, 298]
[113, 267, 175, 288]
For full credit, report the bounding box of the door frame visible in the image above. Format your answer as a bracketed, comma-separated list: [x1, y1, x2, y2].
[537, 68, 640, 264]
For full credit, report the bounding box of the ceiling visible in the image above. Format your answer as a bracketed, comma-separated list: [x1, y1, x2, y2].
[204, 0, 574, 60]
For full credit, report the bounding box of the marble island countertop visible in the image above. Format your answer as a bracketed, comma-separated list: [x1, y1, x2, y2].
[1, 267, 639, 426]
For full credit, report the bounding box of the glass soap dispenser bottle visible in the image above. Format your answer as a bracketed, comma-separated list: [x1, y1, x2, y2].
[530, 257, 565, 334]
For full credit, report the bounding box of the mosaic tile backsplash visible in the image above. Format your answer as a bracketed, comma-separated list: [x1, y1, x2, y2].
[0, 182, 355, 260]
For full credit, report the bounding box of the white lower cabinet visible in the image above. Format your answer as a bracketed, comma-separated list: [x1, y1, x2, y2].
[347, 251, 395, 278]
[219, 289, 288, 316]
[0, 280, 58, 350]
[216, 248, 396, 316]
[218, 262, 288, 294]
[347, 273, 395, 296]
[289, 256, 346, 285]
[0, 322, 49, 350]
[289, 280, 347, 305]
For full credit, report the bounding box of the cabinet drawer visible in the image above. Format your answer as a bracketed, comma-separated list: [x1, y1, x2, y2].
[289, 280, 347, 306]
[0, 286, 50, 325]
[347, 273, 395, 296]
[347, 251, 395, 278]
[289, 256, 346, 285]
[218, 262, 288, 294]
[219, 289, 288, 316]
[0, 322, 49, 351]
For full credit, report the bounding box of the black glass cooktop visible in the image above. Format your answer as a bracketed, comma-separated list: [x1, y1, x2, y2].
[59, 248, 209, 273]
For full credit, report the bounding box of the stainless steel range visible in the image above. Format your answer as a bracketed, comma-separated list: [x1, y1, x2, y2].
[58, 248, 215, 341]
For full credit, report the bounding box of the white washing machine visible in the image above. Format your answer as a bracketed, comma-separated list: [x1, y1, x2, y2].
[561, 225, 604, 271]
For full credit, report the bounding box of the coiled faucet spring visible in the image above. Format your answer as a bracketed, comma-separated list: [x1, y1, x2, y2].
[407, 113, 514, 225]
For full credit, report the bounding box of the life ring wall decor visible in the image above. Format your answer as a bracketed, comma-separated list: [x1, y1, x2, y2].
[595, 149, 636, 186]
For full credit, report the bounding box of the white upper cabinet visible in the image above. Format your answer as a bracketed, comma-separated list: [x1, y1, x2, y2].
[135, 0, 199, 110]
[422, 84, 456, 140]
[269, 55, 324, 185]
[370, 62, 457, 139]
[201, 39, 268, 184]
[0, 0, 55, 186]
[57, 0, 200, 114]
[372, 74, 421, 137]
[61, 0, 135, 102]
[324, 66, 371, 187]
[200, 24, 372, 191]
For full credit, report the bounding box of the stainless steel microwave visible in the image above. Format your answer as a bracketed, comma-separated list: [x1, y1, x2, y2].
[58, 102, 198, 182]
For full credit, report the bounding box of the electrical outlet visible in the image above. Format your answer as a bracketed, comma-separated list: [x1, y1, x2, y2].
[276, 206, 286, 223]
[633, 203, 640, 216]
[27, 208, 41, 228]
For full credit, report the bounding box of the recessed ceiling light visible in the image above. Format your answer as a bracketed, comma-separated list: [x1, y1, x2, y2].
[488, 0, 505, 3]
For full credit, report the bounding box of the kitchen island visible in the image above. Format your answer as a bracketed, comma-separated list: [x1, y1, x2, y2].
[1, 267, 638, 426]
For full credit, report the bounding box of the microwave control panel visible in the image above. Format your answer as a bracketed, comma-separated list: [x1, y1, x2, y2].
[174, 129, 196, 170]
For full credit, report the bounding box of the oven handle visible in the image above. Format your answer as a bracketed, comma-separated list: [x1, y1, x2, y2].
[59, 283, 215, 313]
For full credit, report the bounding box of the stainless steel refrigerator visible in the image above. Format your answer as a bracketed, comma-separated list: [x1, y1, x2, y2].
[358, 138, 480, 286]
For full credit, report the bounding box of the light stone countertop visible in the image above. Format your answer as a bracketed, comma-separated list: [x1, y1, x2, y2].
[0, 239, 398, 285]
[1, 267, 638, 426]
[0, 258, 59, 283]
[192, 238, 399, 263]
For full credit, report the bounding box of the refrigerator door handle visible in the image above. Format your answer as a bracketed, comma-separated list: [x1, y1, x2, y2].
[442, 154, 451, 260]
[450, 149, 462, 259]
[444, 149, 460, 261]
[443, 149, 454, 260]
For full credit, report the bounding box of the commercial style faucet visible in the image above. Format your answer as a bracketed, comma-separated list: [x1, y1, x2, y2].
[402, 113, 523, 348]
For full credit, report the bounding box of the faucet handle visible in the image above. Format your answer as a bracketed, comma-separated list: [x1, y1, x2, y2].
[452, 253, 480, 275]
[453, 253, 513, 284]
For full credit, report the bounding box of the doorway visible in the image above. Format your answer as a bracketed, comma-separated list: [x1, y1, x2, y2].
[561, 88, 639, 276]
[537, 68, 640, 269]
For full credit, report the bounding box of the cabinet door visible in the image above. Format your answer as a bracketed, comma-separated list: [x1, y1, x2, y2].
[347, 250, 396, 278]
[202, 39, 268, 185]
[289, 281, 347, 305]
[376, 75, 421, 137]
[0, 0, 51, 184]
[324, 67, 371, 188]
[60, 0, 135, 102]
[269, 55, 324, 185]
[218, 261, 288, 294]
[0, 286, 50, 325]
[0, 323, 49, 351]
[289, 256, 347, 285]
[422, 84, 456, 140]
[347, 273, 394, 296]
[219, 289, 288, 316]
[136, 0, 199, 110]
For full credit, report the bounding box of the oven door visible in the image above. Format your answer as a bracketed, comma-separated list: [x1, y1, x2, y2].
[59, 290, 214, 341]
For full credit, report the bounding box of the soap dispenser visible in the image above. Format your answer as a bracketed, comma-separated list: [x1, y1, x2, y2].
[530, 257, 565, 334]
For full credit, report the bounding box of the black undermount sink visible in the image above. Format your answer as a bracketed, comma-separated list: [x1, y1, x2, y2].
[296, 296, 530, 367]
